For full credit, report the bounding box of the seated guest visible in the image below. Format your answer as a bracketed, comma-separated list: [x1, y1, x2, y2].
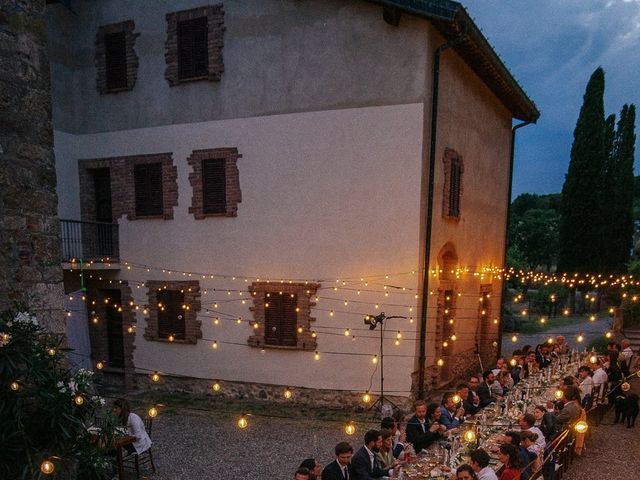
[466, 377, 483, 414]
[501, 431, 535, 480]
[478, 370, 500, 407]
[380, 417, 404, 459]
[112, 398, 151, 456]
[519, 432, 541, 473]
[440, 392, 465, 430]
[510, 352, 524, 384]
[498, 365, 514, 394]
[525, 352, 539, 377]
[456, 464, 479, 480]
[554, 386, 582, 428]
[469, 448, 498, 480]
[492, 357, 507, 376]
[497, 443, 521, 480]
[533, 405, 557, 440]
[406, 401, 444, 452]
[457, 383, 479, 416]
[556, 336, 569, 355]
[351, 430, 391, 480]
[535, 344, 551, 369]
[375, 429, 399, 471]
[321, 442, 353, 480]
[577, 366, 594, 409]
[517, 413, 545, 456]
[299, 459, 321, 480]
[295, 467, 311, 480]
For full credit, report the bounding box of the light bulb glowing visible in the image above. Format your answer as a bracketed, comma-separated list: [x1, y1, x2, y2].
[574, 421, 588, 434]
[148, 407, 158, 418]
[553, 389, 564, 400]
[237, 416, 248, 429]
[47, 348, 56, 356]
[314, 351, 320, 361]
[284, 388, 293, 399]
[344, 421, 356, 435]
[96, 361, 104, 370]
[212, 341, 218, 349]
[443, 341, 449, 348]
[463, 429, 477, 443]
[437, 358, 444, 367]
[168, 335, 175, 342]
[344, 328, 350, 336]
[547, 337, 554, 344]
[511, 335, 518, 343]
[605, 331, 612, 339]
[509, 358, 517, 367]
[540, 317, 546, 324]
[589, 315, 596, 322]
[212, 382, 221, 392]
[74, 395, 84, 406]
[452, 394, 461, 404]
[151, 372, 161, 382]
[372, 355, 378, 364]
[10, 381, 19, 391]
[450, 334, 457, 341]
[577, 334, 584, 343]
[363, 392, 371, 404]
[40, 460, 55, 475]
[589, 355, 598, 364]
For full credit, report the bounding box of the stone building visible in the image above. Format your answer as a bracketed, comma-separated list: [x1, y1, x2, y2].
[0, 0, 64, 333]
[45, 0, 538, 401]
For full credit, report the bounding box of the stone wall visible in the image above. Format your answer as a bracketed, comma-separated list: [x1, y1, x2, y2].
[0, 0, 64, 332]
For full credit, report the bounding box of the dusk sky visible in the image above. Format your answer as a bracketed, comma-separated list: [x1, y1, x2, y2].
[462, 0, 640, 197]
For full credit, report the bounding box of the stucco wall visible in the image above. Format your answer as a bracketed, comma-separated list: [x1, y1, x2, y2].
[46, 0, 429, 134]
[56, 103, 424, 392]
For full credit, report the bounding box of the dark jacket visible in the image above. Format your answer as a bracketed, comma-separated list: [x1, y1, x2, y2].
[405, 415, 441, 453]
[477, 382, 496, 407]
[464, 390, 482, 415]
[321, 460, 352, 480]
[351, 446, 389, 480]
[538, 412, 558, 440]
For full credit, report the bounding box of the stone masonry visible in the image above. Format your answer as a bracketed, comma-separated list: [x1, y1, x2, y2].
[0, 0, 64, 332]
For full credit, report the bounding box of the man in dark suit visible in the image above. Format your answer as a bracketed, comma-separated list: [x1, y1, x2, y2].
[457, 382, 480, 415]
[478, 370, 499, 407]
[351, 430, 391, 480]
[405, 400, 444, 453]
[321, 442, 353, 480]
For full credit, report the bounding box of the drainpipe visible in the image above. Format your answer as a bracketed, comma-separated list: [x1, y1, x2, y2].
[417, 35, 466, 400]
[497, 120, 532, 359]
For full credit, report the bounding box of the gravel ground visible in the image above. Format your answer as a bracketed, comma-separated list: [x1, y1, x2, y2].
[128, 410, 362, 480]
[563, 376, 640, 480]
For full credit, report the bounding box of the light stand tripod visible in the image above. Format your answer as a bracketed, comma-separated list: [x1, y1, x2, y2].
[364, 312, 406, 413]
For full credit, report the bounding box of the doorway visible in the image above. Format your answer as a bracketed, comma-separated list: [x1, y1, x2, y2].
[103, 289, 125, 368]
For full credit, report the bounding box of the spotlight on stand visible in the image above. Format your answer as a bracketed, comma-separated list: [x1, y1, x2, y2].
[364, 313, 385, 330]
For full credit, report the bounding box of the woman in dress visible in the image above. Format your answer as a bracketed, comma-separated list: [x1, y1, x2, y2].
[497, 443, 521, 480]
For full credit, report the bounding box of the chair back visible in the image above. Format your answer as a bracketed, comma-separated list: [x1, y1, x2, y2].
[144, 417, 153, 436]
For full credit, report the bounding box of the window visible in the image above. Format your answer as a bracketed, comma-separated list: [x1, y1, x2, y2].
[264, 293, 298, 346]
[165, 5, 225, 86]
[202, 158, 226, 214]
[442, 148, 464, 220]
[157, 290, 186, 340]
[95, 20, 139, 94]
[144, 281, 202, 344]
[248, 282, 320, 350]
[187, 148, 242, 219]
[178, 17, 209, 80]
[134, 163, 163, 217]
[104, 32, 127, 91]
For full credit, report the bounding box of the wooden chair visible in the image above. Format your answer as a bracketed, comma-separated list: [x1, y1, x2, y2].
[123, 417, 156, 479]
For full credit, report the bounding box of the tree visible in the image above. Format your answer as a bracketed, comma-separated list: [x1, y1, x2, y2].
[510, 209, 560, 271]
[0, 309, 116, 479]
[558, 67, 607, 273]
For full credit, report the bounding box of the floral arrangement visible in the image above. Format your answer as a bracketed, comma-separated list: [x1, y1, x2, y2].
[0, 308, 116, 479]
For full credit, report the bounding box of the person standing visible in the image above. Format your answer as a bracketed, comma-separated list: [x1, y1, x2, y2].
[321, 442, 353, 480]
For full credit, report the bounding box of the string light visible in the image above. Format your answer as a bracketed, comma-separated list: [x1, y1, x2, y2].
[371, 355, 378, 364]
[40, 460, 55, 475]
[576, 334, 584, 343]
[437, 358, 444, 367]
[151, 372, 161, 382]
[547, 337, 554, 345]
[539, 317, 546, 324]
[74, 395, 84, 406]
[96, 361, 104, 370]
[450, 334, 457, 342]
[283, 387, 293, 399]
[452, 394, 461, 404]
[212, 341, 218, 350]
[212, 382, 221, 392]
[511, 335, 518, 343]
[168, 335, 175, 342]
[344, 421, 356, 435]
[237, 415, 249, 429]
[47, 348, 56, 356]
[463, 429, 477, 443]
[589, 315, 596, 322]
[589, 355, 598, 364]
[553, 390, 564, 400]
[148, 406, 158, 418]
[314, 351, 320, 361]
[574, 421, 588, 434]
[10, 381, 19, 391]
[509, 358, 517, 367]
[605, 331, 613, 339]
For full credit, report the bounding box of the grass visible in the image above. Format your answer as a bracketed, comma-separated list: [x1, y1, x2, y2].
[507, 314, 597, 334]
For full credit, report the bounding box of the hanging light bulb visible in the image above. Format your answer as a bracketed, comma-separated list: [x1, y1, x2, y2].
[40, 460, 55, 475]
[284, 387, 293, 399]
[589, 355, 598, 364]
[297, 326, 303, 334]
[372, 355, 378, 364]
[212, 341, 218, 349]
[47, 348, 56, 356]
[168, 335, 175, 342]
[151, 372, 161, 382]
[509, 358, 517, 367]
[511, 335, 518, 343]
[437, 358, 444, 367]
[74, 394, 85, 406]
[463, 429, 477, 443]
[443, 341, 449, 348]
[553, 389, 564, 400]
[574, 421, 588, 434]
[148, 406, 158, 418]
[344, 421, 356, 435]
[396, 331, 402, 340]
[10, 381, 19, 391]
[547, 337, 554, 345]
[394, 339, 400, 346]
[589, 315, 596, 322]
[237, 415, 249, 429]
[212, 382, 221, 392]
[577, 334, 584, 343]
[539, 317, 546, 324]
[605, 331, 613, 339]
[362, 391, 371, 404]
[96, 361, 104, 370]
[344, 328, 351, 336]
[311, 331, 317, 338]
[452, 394, 461, 404]
[314, 351, 320, 361]
[450, 334, 457, 341]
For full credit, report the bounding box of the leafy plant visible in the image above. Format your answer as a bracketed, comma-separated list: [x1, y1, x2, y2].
[0, 309, 116, 479]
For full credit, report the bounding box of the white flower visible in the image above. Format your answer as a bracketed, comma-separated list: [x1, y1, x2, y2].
[12, 312, 38, 326]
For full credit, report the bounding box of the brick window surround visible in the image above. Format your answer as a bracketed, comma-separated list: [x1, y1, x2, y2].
[165, 4, 225, 86]
[144, 280, 202, 344]
[442, 148, 464, 220]
[79, 153, 178, 222]
[248, 282, 320, 351]
[187, 148, 242, 218]
[95, 20, 139, 94]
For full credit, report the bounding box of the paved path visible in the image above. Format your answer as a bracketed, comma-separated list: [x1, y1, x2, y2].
[501, 317, 611, 355]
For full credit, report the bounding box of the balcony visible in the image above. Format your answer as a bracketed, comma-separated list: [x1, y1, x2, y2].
[59, 219, 119, 263]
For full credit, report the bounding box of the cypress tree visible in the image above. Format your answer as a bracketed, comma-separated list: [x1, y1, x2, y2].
[609, 104, 636, 271]
[558, 67, 607, 274]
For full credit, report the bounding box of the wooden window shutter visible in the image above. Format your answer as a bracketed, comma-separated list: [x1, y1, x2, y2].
[264, 293, 298, 346]
[134, 163, 163, 217]
[157, 290, 185, 339]
[449, 159, 461, 217]
[177, 17, 208, 80]
[202, 158, 226, 214]
[105, 32, 127, 91]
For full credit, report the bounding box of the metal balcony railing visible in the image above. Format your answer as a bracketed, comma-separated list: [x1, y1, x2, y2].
[59, 219, 119, 262]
